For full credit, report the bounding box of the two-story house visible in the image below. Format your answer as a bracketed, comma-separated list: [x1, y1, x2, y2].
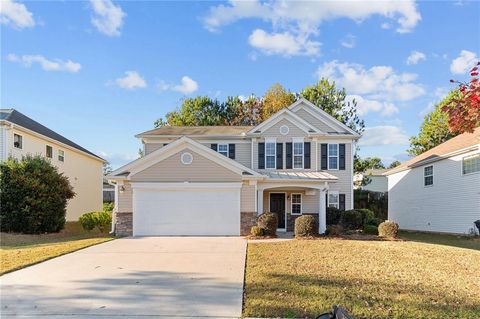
[107, 98, 360, 236]
[0, 109, 105, 220]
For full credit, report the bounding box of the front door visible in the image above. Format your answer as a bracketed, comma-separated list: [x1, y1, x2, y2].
[270, 193, 286, 229]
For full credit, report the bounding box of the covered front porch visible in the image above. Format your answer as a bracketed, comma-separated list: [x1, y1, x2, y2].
[256, 171, 337, 234]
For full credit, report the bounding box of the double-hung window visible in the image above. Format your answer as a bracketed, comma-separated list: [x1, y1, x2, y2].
[328, 144, 339, 170]
[58, 149, 65, 162]
[46, 145, 53, 158]
[293, 140, 304, 169]
[424, 165, 433, 186]
[463, 154, 480, 175]
[291, 193, 302, 215]
[218, 144, 228, 157]
[14, 134, 23, 149]
[265, 140, 276, 169]
[328, 192, 339, 209]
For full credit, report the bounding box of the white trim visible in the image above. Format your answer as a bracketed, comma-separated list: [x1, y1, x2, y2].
[130, 182, 243, 191]
[247, 108, 318, 135]
[265, 138, 277, 170]
[279, 125, 290, 135]
[328, 143, 339, 170]
[327, 191, 339, 209]
[268, 192, 287, 231]
[217, 143, 229, 157]
[181, 152, 193, 165]
[58, 149, 65, 162]
[251, 138, 255, 169]
[292, 137, 304, 169]
[423, 165, 433, 187]
[45, 144, 53, 159]
[350, 142, 354, 209]
[291, 193, 302, 215]
[13, 132, 23, 149]
[462, 153, 480, 175]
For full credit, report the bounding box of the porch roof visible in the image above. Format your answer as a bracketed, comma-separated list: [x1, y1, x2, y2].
[264, 171, 338, 181]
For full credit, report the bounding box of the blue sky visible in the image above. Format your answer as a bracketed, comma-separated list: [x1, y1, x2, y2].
[2, 0, 479, 168]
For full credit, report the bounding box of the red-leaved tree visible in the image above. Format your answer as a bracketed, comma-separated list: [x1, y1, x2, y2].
[443, 62, 480, 133]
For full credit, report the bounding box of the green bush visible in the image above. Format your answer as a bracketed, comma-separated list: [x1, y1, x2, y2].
[250, 226, 264, 236]
[0, 155, 75, 234]
[326, 224, 343, 236]
[357, 208, 374, 225]
[257, 212, 278, 237]
[340, 210, 364, 230]
[79, 211, 112, 233]
[378, 221, 399, 238]
[103, 202, 114, 214]
[326, 206, 342, 225]
[294, 215, 318, 237]
[363, 224, 378, 235]
[367, 217, 383, 227]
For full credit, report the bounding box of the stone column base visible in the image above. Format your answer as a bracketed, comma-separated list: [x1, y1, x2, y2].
[241, 212, 257, 236]
[115, 212, 132, 237]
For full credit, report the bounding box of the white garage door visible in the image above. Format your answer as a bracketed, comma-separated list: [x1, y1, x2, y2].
[132, 183, 241, 236]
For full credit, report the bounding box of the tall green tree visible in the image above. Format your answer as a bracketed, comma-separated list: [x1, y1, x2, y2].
[408, 90, 460, 156]
[388, 160, 401, 169]
[354, 156, 385, 174]
[300, 78, 365, 134]
[262, 83, 296, 120]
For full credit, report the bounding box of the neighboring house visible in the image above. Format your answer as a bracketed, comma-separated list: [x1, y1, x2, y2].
[103, 178, 115, 203]
[0, 109, 105, 220]
[107, 98, 360, 236]
[354, 169, 389, 192]
[386, 127, 480, 235]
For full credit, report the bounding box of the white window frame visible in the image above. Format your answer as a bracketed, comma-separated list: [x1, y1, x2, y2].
[13, 133, 23, 149]
[328, 191, 339, 209]
[424, 165, 433, 187]
[293, 138, 304, 169]
[328, 143, 339, 170]
[58, 149, 65, 162]
[291, 193, 302, 215]
[218, 143, 229, 157]
[462, 154, 480, 175]
[46, 145, 53, 158]
[265, 138, 276, 169]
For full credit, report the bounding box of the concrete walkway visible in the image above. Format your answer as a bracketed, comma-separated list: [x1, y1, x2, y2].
[0, 237, 247, 318]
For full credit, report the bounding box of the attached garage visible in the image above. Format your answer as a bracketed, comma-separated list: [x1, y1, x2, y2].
[132, 183, 241, 236]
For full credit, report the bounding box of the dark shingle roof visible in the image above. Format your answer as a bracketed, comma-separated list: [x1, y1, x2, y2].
[0, 109, 104, 161]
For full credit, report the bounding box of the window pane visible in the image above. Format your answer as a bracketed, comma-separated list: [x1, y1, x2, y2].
[58, 150, 65, 162]
[14, 134, 22, 148]
[293, 142, 303, 155]
[46, 146, 52, 158]
[328, 144, 338, 156]
[463, 155, 480, 174]
[329, 194, 338, 204]
[266, 142, 275, 155]
[266, 156, 275, 168]
[424, 176, 433, 186]
[329, 157, 338, 169]
[292, 204, 301, 215]
[292, 194, 301, 204]
[218, 144, 228, 152]
[424, 166, 433, 176]
[294, 155, 303, 168]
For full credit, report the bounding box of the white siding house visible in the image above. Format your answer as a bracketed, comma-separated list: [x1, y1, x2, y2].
[386, 128, 480, 235]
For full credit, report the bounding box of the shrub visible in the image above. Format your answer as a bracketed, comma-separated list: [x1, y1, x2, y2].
[357, 208, 374, 225]
[326, 224, 343, 236]
[250, 226, 264, 236]
[340, 210, 363, 230]
[326, 206, 342, 225]
[363, 224, 378, 235]
[294, 215, 318, 237]
[103, 202, 114, 214]
[257, 212, 278, 237]
[79, 211, 112, 233]
[0, 155, 75, 234]
[378, 220, 399, 238]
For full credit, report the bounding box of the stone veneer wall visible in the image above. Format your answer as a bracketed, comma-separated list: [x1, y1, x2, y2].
[241, 212, 257, 236]
[115, 212, 132, 237]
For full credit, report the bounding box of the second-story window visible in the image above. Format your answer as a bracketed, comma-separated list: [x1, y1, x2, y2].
[46, 145, 53, 158]
[218, 144, 228, 157]
[58, 149, 65, 162]
[293, 142, 303, 169]
[265, 142, 276, 169]
[14, 134, 23, 149]
[424, 165, 433, 186]
[328, 144, 339, 170]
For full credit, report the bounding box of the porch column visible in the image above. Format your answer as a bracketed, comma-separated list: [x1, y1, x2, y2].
[319, 188, 327, 234]
[257, 189, 264, 215]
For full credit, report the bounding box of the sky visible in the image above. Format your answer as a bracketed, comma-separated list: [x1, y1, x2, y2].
[1, 0, 479, 169]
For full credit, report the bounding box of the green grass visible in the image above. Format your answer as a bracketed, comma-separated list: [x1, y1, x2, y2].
[399, 230, 480, 251]
[244, 238, 480, 319]
[1, 222, 113, 275]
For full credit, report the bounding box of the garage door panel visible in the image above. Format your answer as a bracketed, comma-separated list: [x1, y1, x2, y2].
[133, 187, 240, 236]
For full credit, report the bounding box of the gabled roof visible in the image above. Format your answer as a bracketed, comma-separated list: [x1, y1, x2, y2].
[108, 136, 262, 179]
[136, 126, 252, 138]
[247, 108, 320, 135]
[0, 109, 104, 161]
[386, 127, 480, 175]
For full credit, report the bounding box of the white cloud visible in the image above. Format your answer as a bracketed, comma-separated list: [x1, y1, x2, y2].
[90, 0, 125, 36]
[359, 126, 409, 146]
[317, 60, 425, 101]
[0, 0, 35, 29]
[406, 50, 426, 65]
[450, 50, 478, 74]
[115, 71, 146, 89]
[159, 76, 198, 95]
[340, 34, 356, 49]
[248, 29, 320, 57]
[347, 95, 398, 117]
[7, 54, 81, 72]
[381, 22, 391, 29]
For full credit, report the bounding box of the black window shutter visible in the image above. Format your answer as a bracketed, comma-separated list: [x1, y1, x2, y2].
[258, 142, 265, 169]
[339, 144, 346, 170]
[339, 194, 346, 211]
[276, 143, 283, 169]
[286, 142, 293, 169]
[321, 144, 328, 170]
[228, 144, 235, 159]
[304, 142, 311, 169]
[211, 144, 218, 151]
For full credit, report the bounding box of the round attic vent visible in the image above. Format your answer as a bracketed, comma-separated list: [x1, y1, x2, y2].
[280, 125, 289, 135]
[181, 152, 193, 165]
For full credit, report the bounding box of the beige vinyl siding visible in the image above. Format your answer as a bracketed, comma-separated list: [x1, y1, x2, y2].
[117, 182, 133, 212]
[130, 148, 241, 182]
[261, 119, 307, 141]
[145, 143, 164, 155]
[201, 142, 252, 168]
[294, 108, 338, 133]
[318, 142, 353, 210]
[263, 189, 319, 214]
[241, 182, 256, 212]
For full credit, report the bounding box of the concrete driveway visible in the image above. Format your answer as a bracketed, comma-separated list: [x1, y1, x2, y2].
[0, 237, 247, 318]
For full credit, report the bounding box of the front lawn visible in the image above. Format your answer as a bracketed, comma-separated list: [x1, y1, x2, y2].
[244, 238, 480, 319]
[1, 222, 113, 275]
[399, 230, 480, 251]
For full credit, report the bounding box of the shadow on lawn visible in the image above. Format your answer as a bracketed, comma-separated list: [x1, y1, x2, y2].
[244, 272, 480, 319]
[398, 231, 480, 251]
